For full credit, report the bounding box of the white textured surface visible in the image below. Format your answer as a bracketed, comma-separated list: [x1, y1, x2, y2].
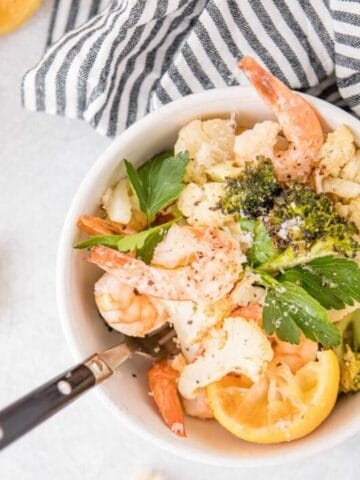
[0, 4, 359, 479]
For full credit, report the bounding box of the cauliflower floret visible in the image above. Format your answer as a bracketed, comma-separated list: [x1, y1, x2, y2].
[230, 270, 266, 308]
[178, 182, 232, 227]
[102, 179, 132, 223]
[234, 121, 281, 168]
[318, 125, 356, 177]
[102, 179, 147, 230]
[178, 316, 273, 399]
[164, 298, 232, 352]
[199, 119, 235, 164]
[327, 195, 360, 238]
[322, 177, 360, 199]
[335, 201, 349, 218]
[340, 346, 360, 393]
[184, 158, 207, 185]
[175, 119, 235, 184]
[345, 197, 360, 229]
[341, 150, 360, 183]
[206, 162, 242, 181]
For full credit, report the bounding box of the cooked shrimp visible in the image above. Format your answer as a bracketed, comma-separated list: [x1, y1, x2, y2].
[239, 56, 323, 183]
[88, 225, 244, 304]
[95, 273, 169, 337]
[273, 335, 318, 373]
[77, 214, 135, 235]
[230, 303, 263, 323]
[170, 355, 214, 419]
[148, 360, 186, 436]
[182, 389, 214, 419]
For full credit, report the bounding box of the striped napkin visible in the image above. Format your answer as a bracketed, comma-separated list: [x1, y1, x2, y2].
[22, 0, 360, 137]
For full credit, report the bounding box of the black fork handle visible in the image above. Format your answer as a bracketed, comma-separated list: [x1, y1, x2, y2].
[0, 354, 111, 450]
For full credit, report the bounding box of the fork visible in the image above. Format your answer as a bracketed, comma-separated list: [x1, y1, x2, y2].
[0, 326, 176, 451]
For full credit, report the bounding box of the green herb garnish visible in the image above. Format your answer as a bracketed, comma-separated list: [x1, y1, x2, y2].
[74, 235, 121, 249]
[75, 221, 174, 264]
[260, 272, 341, 347]
[124, 150, 189, 225]
[239, 218, 278, 267]
[279, 256, 360, 310]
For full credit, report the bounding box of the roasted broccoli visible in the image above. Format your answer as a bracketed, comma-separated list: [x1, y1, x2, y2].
[335, 310, 360, 393]
[260, 239, 336, 272]
[266, 183, 359, 257]
[220, 157, 359, 258]
[221, 156, 281, 218]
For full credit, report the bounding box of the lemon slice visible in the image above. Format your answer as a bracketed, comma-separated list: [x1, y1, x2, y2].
[0, 0, 41, 36]
[207, 350, 340, 444]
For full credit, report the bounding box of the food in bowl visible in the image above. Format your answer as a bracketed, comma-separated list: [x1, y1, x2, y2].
[74, 57, 360, 444]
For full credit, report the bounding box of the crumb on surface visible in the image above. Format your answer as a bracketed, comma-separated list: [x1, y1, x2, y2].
[130, 471, 168, 480]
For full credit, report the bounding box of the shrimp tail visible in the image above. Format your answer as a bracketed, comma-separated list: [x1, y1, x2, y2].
[239, 56, 323, 183]
[239, 56, 281, 109]
[148, 360, 186, 437]
[77, 215, 134, 236]
[231, 303, 263, 324]
[88, 245, 131, 270]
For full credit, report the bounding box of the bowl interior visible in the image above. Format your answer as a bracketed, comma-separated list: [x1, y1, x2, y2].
[57, 87, 360, 466]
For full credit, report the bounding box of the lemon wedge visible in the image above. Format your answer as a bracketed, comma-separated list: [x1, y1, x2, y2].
[0, 0, 41, 36]
[207, 350, 340, 443]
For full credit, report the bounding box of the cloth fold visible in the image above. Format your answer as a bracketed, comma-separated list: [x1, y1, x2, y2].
[22, 0, 360, 137]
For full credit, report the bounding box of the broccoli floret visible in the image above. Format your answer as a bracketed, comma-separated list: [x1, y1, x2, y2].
[221, 157, 281, 218]
[260, 239, 336, 272]
[341, 346, 360, 393]
[266, 183, 359, 257]
[335, 311, 360, 393]
[220, 158, 359, 257]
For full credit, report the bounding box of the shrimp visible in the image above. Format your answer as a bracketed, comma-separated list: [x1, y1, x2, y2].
[230, 303, 263, 323]
[94, 273, 169, 337]
[239, 56, 323, 183]
[148, 360, 186, 436]
[77, 214, 135, 235]
[79, 215, 166, 336]
[182, 389, 214, 419]
[170, 354, 214, 419]
[272, 335, 318, 373]
[88, 225, 244, 304]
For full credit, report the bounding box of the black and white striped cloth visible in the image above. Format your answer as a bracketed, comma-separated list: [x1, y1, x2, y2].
[22, 0, 360, 137]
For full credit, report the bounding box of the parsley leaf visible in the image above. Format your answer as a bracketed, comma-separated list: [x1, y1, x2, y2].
[136, 228, 168, 264]
[74, 235, 120, 249]
[117, 223, 172, 264]
[279, 256, 360, 310]
[260, 273, 341, 347]
[75, 221, 174, 264]
[124, 150, 189, 225]
[240, 219, 278, 267]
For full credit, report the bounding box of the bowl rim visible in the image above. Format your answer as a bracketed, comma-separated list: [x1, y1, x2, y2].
[57, 86, 360, 467]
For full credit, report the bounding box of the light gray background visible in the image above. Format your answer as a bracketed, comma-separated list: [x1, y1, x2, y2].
[0, 3, 359, 479]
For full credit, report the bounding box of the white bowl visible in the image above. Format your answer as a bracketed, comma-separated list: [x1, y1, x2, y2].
[57, 87, 360, 467]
